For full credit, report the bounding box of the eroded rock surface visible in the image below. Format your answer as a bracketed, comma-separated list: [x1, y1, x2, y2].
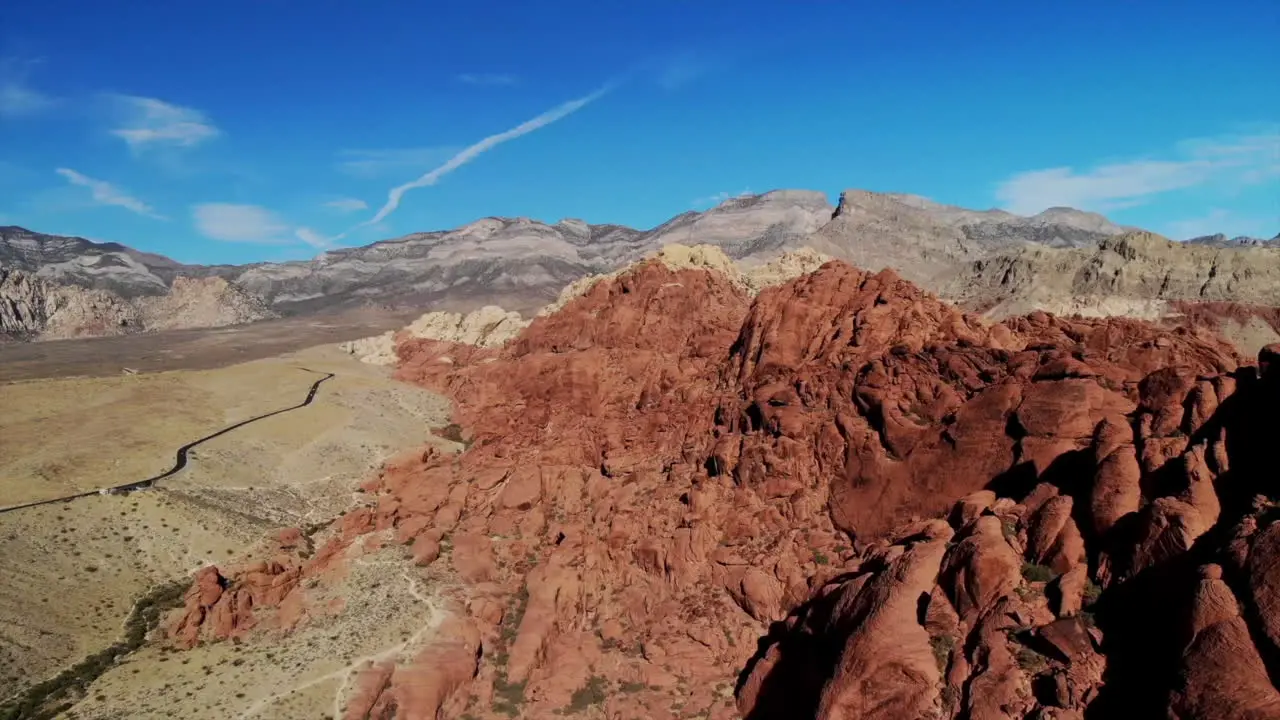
[167, 255, 1280, 720]
[341, 305, 529, 364]
[0, 268, 274, 340]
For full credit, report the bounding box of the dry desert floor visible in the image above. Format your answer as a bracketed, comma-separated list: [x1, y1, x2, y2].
[0, 322, 458, 719]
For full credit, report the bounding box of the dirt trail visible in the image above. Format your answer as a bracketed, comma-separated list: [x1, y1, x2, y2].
[235, 567, 446, 720]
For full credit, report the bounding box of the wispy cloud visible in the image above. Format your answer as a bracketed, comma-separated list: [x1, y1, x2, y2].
[294, 227, 334, 248]
[691, 188, 752, 209]
[456, 73, 518, 86]
[365, 83, 614, 226]
[55, 168, 166, 220]
[109, 95, 220, 150]
[0, 57, 56, 118]
[336, 147, 461, 178]
[995, 130, 1280, 215]
[194, 204, 342, 250]
[323, 197, 368, 212]
[192, 203, 290, 243]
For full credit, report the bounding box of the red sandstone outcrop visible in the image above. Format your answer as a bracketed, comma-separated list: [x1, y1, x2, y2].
[168, 256, 1280, 719]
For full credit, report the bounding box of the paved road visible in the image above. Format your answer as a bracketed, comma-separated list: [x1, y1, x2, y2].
[0, 368, 335, 514]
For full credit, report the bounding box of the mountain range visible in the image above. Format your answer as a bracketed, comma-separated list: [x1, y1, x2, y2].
[2, 190, 1278, 344]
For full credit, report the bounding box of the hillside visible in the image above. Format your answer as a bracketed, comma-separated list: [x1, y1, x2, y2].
[0, 268, 275, 341]
[0, 190, 1131, 335]
[58, 248, 1274, 720]
[5, 191, 1278, 348]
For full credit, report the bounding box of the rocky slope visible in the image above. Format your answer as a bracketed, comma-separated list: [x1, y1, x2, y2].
[0, 190, 1133, 319]
[340, 305, 531, 365]
[0, 267, 139, 340]
[1185, 232, 1280, 248]
[338, 245, 834, 366]
[0, 268, 275, 341]
[0, 225, 194, 297]
[151, 249, 1280, 720]
[6, 191, 1277, 345]
[946, 230, 1280, 354]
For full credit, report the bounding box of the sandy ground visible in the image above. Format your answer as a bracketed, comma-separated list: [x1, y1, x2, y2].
[0, 341, 456, 710]
[0, 305, 420, 383]
[68, 544, 455, 720]
[0, 361, 320, 507]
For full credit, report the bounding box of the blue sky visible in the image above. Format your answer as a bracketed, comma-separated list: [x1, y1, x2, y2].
[0, 0, 1277, 264]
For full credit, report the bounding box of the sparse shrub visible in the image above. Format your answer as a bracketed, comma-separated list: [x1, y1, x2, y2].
[1016, 646, 1047, 674]
[619, 681, 646, 693]
[490, 583, 532, 716]
[1020, 562, 1054, 583]
[491, 675, 526, 717]
[940, 685, 959, 709]
[1001, 517, 1018, 541]
[567, 675, 609, 711]
[0, 579, 187, 720]
[813, 552, 830, 566]
[1082, 579, 1103, 606]
[436, 423, 473, 449]
[930, 634, 955, 672]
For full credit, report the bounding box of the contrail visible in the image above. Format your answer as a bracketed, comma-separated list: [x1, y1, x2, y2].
[363, 83, 614, 227]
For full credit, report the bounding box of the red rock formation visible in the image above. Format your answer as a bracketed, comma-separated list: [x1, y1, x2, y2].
[170, 257, 1280, 719]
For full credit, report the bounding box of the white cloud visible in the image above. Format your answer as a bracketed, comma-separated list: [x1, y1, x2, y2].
[323, 198, 368, 212]
[456, 73, 518, 86]
[335, 147, 461, 178]
[109, 95, 220, 150]
[366, 83, 613, 226]
[294, 227, 334, 248]
[192, 203, 290, 243]
[995, 131, 1280, 215]
[0, 57, 56, 118]
[55, 168, 166, 220]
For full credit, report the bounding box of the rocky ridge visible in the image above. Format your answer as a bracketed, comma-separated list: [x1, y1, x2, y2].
[7, 192, 1279, 345]
[340, 305, 531, 365]
[162, 247, 1280, 719]
[1185, 232, 1280, 248]
[0, 268, 275, 341]
[0, 190, 1136, 321]
[340, 244, 833, 365]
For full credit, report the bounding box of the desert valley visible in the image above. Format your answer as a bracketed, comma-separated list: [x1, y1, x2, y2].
[2, 188, 1280, 719]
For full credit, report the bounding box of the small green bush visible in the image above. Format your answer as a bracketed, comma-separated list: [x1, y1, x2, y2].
[491, 675, 526, 717]
[1001, 517, 1018, 541]
[567, 675, 609, 711]
[437, 423, 473, 449]
[1020, 562, 1055, 583]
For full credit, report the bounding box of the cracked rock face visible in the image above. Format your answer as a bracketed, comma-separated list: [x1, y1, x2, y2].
[0, 268, 275, 341]
[166, 251, 1280, 719]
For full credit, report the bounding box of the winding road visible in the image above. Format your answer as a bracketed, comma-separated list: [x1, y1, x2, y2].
[0, 367, 335, 514]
